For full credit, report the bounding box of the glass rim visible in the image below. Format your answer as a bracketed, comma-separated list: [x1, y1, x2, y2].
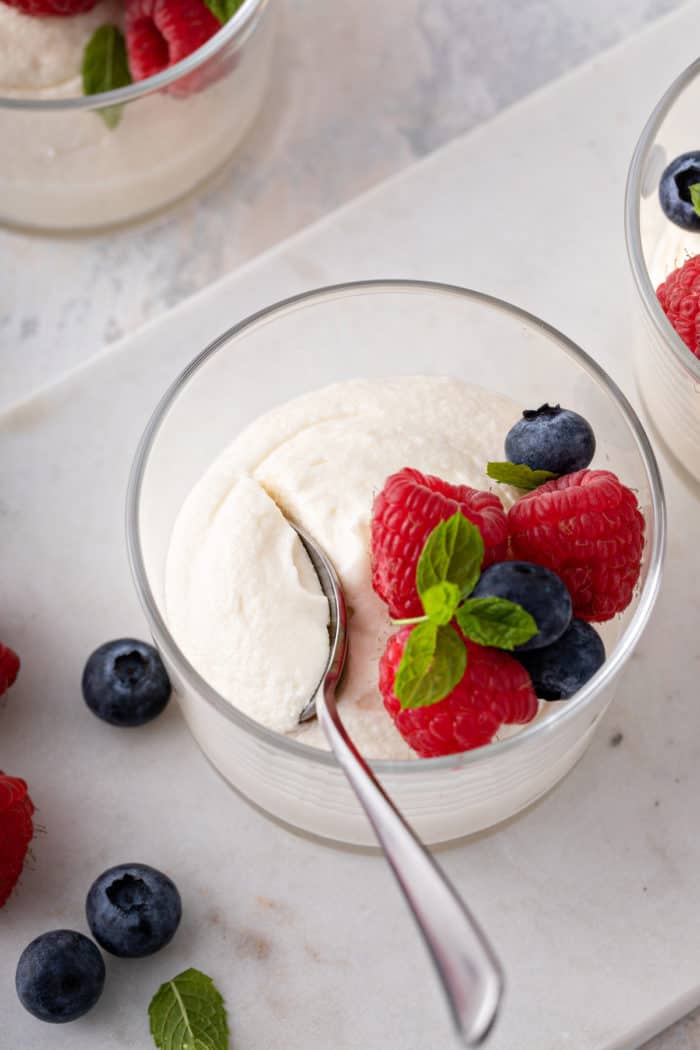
[624, 55, 700, 381]
[126, 278, 666, 775]
[0, 0, 266, 112]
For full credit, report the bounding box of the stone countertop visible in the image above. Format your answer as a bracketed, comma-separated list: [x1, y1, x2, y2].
[0, 0, 686, 411]
[1, 1, 697, 1046]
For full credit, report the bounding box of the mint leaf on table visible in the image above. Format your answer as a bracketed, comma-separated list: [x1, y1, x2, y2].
[691, 183, 700, 218]
[82, 25, 132, 130]
[149, 968, 228, 1050]
[204, 0, 244, 22]
[416, 512, 484, 605]
[486, 461, 558, 491]
[456, 597, 537, 650]
[394, 621, 467, 709]
[420, 581, 461, 626]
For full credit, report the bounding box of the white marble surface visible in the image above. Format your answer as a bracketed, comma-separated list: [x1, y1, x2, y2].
[2, 2, 699, 1048]
[0, 0, 687, 411]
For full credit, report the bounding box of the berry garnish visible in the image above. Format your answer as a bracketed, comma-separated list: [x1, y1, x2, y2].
[503, 403, 596, 476]
[86, 863, 182, 957]
[371, 468, 508, 618]
[656, 254, 700, 359]
[508, 470, 645, 622]
[125, 0, 221, 82]
[659, 151, 700, 232]
[515, 618, 605, 701]
[82, 639, 171, 727]
[0, 642, 20, 696]
[380, 628, 537, 757]
[471, 561, 572, 651]
[0, 773, 34, 908]
[15, 930, 105, 1024]
[0, 0, 97, 14]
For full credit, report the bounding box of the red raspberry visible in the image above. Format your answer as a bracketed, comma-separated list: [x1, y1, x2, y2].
[0, 643, 19, 696]
[656, 255, 700, 358]
[0, 0, 98, 14]
[371, 469, 508, 618]
[126, 0, 221, 90]
[0, 774, 34, 907]
[379, 628, 537, 758]
[508, 470, 645, 623]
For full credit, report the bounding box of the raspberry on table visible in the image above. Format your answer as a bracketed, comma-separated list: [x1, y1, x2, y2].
[1, 0, 98, 15]
[371, 468, 508, 619]
[126, 0, 222, 85]
[0, 773, 34, 908]
[656, 255, 700, 358]
[508, 469, 645, 623]
[379, 628, 537, 758]
[0, 643, 20, 697]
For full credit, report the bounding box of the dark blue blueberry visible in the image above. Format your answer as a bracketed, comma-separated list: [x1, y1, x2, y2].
[516, 618, 605, 701]
[82, 639, 171, 727]
[659, 151, 700, 232]
[472, 561, 572, 651]
[86, 863, 182, 958]
[505, 404, 595, 475]
[15, 930, 105, 1024]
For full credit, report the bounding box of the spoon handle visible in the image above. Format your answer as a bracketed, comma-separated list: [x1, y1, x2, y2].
[317, 681, 504, 1048]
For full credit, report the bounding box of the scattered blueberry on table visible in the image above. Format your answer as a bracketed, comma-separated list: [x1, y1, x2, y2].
[86, 862, 182, 958]
[15, 930, 105, 1023]
[82, 639, 171, 727]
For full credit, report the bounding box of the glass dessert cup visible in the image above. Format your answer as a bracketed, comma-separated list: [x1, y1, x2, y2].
[127, 280, 665, 848]
[626, 57, 700, 486]
[0, 0, 274, 233]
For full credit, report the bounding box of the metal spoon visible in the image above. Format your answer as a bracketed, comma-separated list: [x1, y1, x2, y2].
[293, 521, 504, 1047]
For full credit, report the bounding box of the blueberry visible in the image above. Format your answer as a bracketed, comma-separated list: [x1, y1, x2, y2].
[86, 863, 182, 958]
[516, 618, 605, 701]
[659, 151, 700, 232]
[15, 930, 105, 1024]
[472, 561, 572, 651]
[82, 639, 171, 726]
[505, 404, 595, 475]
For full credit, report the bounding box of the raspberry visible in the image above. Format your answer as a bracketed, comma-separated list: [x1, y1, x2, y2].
[126, 0, 222, 91]
[371, 468, 508, 618]
[656, 255, 700, 358]
[0, 774, 34, 907]
[508, 469, 645, 622]
[0, 643, 19, 696]
[1, 0, 97, 14]
[379, 628, 537, 758]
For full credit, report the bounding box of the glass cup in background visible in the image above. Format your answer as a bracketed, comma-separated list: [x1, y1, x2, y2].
[626, 57, 700, 486]
[0, 0, 274, 232]
[127, 281, 665, 847]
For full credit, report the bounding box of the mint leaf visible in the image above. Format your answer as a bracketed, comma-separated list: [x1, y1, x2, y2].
[149, 968, 228, 1050]
[82, 25, 132, 130]
[204, 0, 244, 22]
[486, 461, 558, 490]
[416, 512, 484, 606]
[395, 622, 466, 709]
[421, 581, 461, 626]
[456, 597, 538, 650]
[691, 183, 700, 218]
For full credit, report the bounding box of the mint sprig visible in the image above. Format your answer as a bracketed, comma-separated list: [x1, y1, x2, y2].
[394, 621, 466, 709]
[81, 25, 132, 130]
[691, 183, 700, 218]
[204, 0, 244, 22]
[393, 511, 538, 709]
[486, 461, 559, 490]
[455, 597, 537, 650]
[149, 968, 228, 1050]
